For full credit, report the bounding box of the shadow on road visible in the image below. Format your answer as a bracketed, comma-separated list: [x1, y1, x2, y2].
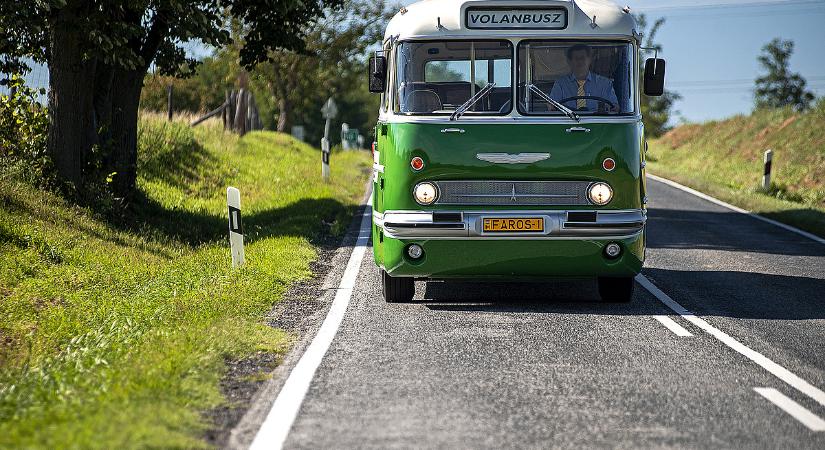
[418, 279, 656, 315]
[417, 267, 825, 321]
[646, 208, 825, 257]
[643, 267, 825, 320]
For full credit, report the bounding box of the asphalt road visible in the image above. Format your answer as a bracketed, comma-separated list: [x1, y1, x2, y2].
[249, 177, 825, 449]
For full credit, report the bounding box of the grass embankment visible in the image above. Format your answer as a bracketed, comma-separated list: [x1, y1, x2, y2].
[647, 99, 825, 238]
[0, 114, 371, 448]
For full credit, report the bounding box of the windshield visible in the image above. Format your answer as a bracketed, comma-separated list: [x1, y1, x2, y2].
[394, 40, 513, 115]
[518, 41, 635, 115]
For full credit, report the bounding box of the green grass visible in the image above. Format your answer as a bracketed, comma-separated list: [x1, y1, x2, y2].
[647, 99, 825, 238]
[0, 113, 371, 448]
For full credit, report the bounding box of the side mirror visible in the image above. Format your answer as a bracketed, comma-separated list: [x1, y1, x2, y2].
[643, 58, 666, 97]
[368, 55, 387, 93]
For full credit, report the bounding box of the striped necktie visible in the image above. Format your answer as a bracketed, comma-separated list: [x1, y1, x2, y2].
[576, 80, 586, 109]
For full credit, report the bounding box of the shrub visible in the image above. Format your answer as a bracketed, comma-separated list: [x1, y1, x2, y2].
[0, 75, 50, 184]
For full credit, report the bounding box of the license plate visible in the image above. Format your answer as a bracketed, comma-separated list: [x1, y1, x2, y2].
[483, 217, 544, 232]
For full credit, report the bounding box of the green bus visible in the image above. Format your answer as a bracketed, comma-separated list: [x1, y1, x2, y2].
[367, 0, 666, 303]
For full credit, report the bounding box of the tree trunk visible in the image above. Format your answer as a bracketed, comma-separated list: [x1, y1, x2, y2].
[46, 7, 98, 188]
[93, 62, 115, 164]
[277, 97, 290, 132]
[109, 69, 144, 198]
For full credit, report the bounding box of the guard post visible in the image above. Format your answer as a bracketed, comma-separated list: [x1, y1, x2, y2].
[321, 137, 331, 180]
[341, 123, 350, 150]
[761, 149, 773, 191]
[227, 186, 245, 267]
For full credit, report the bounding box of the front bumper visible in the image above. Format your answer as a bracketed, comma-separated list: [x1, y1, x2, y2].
[374, 208, 646, 239]
[375, 232, 645, 279]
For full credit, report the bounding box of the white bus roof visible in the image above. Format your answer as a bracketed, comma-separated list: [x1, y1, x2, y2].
[385, 0, 638, 42]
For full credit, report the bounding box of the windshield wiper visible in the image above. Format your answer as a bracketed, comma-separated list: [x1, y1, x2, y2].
[450, 83, 496, 121]
[528, 84, 580, 122]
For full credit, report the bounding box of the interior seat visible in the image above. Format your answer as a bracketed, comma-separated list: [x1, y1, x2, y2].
[403, 90, 443, 113]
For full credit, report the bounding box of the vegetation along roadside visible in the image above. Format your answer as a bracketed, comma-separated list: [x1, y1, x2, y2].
[0, 113, 371, 448]
[646, 99, 825, 239]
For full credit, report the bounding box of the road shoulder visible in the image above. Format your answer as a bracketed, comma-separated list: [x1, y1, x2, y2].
[210, 188, 372, 449]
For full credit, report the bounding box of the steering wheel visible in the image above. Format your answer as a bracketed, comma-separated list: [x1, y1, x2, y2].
[559, 95, 617, 112]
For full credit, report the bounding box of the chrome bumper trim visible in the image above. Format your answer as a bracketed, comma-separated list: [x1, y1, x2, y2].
[374, 209, 646, 239]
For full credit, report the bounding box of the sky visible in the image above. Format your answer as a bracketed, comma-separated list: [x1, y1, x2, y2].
[625, 0, 825, 123]
[402, 0, 825, 123]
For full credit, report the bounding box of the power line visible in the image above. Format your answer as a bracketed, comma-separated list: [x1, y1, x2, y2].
[671, 83, 825, 93]
[633, 0, 825, 19]
[634, 0, 825, 12]
[669, 75, 825, 87]
[666, 82, 825, 90]
[661, 7, 825, 19]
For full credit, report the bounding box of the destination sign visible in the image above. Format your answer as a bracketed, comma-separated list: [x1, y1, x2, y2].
[466, 8, 567, 30]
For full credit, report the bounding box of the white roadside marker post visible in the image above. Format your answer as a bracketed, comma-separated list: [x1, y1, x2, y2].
[762, 149, 773, 191]
[227, 187, 245, 267]
[340, 122, 350, 150]
[321, 137, 331, 180]
[320, 97, 337, 181]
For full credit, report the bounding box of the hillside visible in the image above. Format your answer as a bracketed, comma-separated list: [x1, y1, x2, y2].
[647, 99, 825, 237]
[0, 115, 371, 448]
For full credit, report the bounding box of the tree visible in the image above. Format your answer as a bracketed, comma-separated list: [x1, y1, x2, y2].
[754, 38, 815, 111]
[1, 0, 342, 198]
[141, 54, 238, 114]
[425, 62, 465, 82]
[0, 1, 47, 77]
[635, 13, 681, 138]
[252, 0, 396, 143]
[0, 75, 50, 181]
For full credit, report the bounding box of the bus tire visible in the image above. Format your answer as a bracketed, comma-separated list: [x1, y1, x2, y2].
[598, 277, 635, 303]
[382, 270, 414, 303]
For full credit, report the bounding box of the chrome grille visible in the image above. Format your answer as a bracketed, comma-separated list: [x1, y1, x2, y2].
[434, 180, 591, 206]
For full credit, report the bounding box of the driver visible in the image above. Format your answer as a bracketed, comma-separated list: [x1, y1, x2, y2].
[549, 44, 619, 112]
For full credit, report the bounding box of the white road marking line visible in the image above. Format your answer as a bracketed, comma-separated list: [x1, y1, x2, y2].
[653, 315, 693, 337]
[637, 274, 825, 408]
[249, 206, 373, 450]
[754, 388, 825, 431]
[647, 173, 825, 246]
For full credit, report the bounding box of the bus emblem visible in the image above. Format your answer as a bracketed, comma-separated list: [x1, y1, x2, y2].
[476, 152, 551, 164]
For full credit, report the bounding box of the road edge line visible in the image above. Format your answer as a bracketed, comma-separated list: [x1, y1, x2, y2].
[249, 205, 372, 449]
[637, 274, 825, 408]
[754, 388, 825, 431]
[647, 173, 825, 246]
[245, 204, 373, 450]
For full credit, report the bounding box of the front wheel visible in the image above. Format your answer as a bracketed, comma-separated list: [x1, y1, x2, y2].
[382, 270, 414, 303]
[598, 277, 635, 303]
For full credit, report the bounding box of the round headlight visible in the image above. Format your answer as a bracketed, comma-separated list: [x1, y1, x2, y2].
[413, 182, 437, 205]
[407, 244, 423, 259]
[588, 182, 613, 205]
[604, 242, 622, 258]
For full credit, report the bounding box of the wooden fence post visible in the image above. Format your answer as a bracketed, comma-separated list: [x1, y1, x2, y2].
[247, 92, 261, 131]
[234, 88, 248, 136]
[222, 90, 229, 130]
[228, 90, 237, 132]
[166, 85, 173, 121]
